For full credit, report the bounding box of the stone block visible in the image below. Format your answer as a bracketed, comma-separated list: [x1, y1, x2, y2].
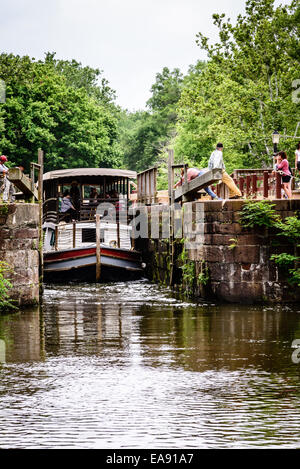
[6, 203, 39, 228]
[223, 245, 260, 263]
[215, 223, 243, 235]
[222, 200, 245, 212]
[211, 281, 264, 303]
[15, 228, 39, 240]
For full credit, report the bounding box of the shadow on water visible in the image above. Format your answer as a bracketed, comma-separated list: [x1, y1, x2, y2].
[0, 280, 300, 448]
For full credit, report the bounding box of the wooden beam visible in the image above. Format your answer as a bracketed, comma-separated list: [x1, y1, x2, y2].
[174, 168, 223, 202]
[8, 168, 38, 199]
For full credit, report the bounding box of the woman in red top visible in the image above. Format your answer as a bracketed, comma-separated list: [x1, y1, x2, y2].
[276, 151, 292, 199]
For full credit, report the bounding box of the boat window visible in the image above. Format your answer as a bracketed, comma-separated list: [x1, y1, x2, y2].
[82, 228, 104, 243]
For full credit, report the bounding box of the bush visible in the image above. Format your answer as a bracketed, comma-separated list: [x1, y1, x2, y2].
[0, 261, 16, 311]
[239, 201, 280, 229]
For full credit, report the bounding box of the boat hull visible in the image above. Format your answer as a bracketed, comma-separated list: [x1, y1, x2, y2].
[44, 245, 144, 282]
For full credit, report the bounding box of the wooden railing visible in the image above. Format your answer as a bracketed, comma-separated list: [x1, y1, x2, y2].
[137, 166, 158, 204]
[215, 168, 291, 199]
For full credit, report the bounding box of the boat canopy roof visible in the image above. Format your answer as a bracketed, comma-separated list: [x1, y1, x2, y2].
[43, 168, 137, 182]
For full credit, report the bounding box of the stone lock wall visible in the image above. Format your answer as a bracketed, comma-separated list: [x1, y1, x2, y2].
[0, 203, 40, 306]
[137, 200, 300, 304]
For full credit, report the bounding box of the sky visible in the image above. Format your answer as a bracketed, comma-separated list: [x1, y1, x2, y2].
[0, 0, 292, 111]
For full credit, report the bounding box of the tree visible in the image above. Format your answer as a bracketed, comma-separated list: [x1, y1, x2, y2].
[176, 0, 300, 172]
[118, 67, 184, 172]
[0, 53, 121, 172]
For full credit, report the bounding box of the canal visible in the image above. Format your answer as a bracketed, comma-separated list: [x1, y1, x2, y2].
[0, 280, 300, 449]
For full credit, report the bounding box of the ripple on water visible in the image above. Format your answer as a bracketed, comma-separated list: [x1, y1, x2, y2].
[0, 281, 300, 449]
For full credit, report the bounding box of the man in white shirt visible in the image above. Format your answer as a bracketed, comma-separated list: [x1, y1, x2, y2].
[208, 143, 242, 199]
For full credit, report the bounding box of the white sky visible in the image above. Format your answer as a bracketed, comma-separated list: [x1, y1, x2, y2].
[0, 0, 292, 111]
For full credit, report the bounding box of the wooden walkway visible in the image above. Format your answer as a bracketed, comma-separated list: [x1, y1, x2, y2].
[174, 168, 223, 202]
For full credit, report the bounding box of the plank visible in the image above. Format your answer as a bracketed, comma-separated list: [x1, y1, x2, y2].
[174, 168, 223, 202]
[8, 168, 38, 199]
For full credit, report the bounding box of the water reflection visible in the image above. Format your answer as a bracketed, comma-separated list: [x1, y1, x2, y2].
[0, 307, 43, 363]
[0, 281, 300, 449]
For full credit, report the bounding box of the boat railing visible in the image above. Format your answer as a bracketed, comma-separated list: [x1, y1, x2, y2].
[44, 218, 132, 252]
[43, 196, 129, 224]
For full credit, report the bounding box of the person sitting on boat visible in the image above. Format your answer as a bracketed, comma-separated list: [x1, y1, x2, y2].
[174, 166, 222, 200]
[60, 191, 77, 221]
[89, 187, 99, 205]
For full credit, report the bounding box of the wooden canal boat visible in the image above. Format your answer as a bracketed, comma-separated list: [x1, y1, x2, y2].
[42, 168, 144, 281]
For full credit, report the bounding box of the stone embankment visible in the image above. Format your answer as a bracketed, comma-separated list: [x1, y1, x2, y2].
[0, 203, 40, 306]
[137, 199, 300, 304]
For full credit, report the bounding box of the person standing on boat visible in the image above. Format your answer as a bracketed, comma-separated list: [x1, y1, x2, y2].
[60, 191, 77, 221]
[70, 181, 81, 213]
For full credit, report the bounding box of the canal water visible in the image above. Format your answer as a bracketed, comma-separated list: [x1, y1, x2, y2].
[0, 280, 300, 449]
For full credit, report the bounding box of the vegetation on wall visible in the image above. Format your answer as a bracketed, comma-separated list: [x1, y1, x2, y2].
[240, 200, 300, 286]
[0, 261, 16, 312]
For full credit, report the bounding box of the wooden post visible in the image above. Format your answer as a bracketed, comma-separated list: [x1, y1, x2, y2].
[239, 177, 244, 196]
[55, 226, 58, 251]
[38, 149, 44, 287]
[96, 214, 101, 282]
[73, 221, 76, 248]
[117, 211, 120, 248]
[252, 174, 257, 199]
[276, 172, 282, 199]
[263, 171, 269, 198]
[246, 175, 251, 198]
[168, 149, 175, 286]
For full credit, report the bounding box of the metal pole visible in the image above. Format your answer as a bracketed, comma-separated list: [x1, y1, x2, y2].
[96, 214, 101, 282]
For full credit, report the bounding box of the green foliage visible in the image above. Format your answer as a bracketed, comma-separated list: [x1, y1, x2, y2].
[271, 254, 300, 287]
[0, 204, 9, 217]
[118, 67, 183, 172]
[179, 248, 196, 285]
[198, 261, 210, 286]
[0, 53, 121, 172]
[274, 216, 300, 244]
[175, 0, 299, 171]
[239, 201, 280, 228]
[270, 253, 299, 267]
[0, 261, 16, 311]
[229, 238, 238, 250]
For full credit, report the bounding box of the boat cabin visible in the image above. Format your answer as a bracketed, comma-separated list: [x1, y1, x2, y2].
[43, 168, 136, 224]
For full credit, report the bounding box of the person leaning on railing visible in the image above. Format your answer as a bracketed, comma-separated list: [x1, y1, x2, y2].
[273, 151, 292, 199]
[208, 143, 242, 199]
[174, 167, 222, 200]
